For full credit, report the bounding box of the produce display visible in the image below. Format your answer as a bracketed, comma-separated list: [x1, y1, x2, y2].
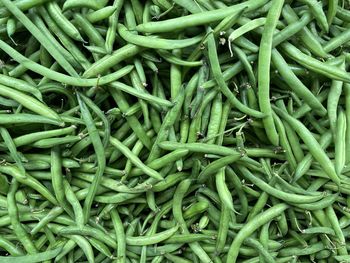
[0, 0, 350, 262]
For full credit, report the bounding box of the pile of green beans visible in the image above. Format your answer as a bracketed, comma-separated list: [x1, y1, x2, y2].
[0, 0, 350, 262]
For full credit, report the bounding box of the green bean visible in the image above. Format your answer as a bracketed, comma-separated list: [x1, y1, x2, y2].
[226, 203, 288, 262]
[216, 168, 236, 213]
[336, 5, 350, 21]
[133, 59, 147, 87]
[147, 86, 185, 162]
[109, 112, 148, 160]
[282, 42, 350, 82]
[0, 127, 26, 176]
[206, 93, 222, 144]
[324, 26, 350, 52]
[232, 35, 259, 53]
[0, 0, 78, 77]
[128, 0, 142, 25]
[150, 256, 165, 263]
[46, 2, 84, 42]
[87, 237, 113, 259]
[301, 226, 335, 236]
[202, 55, 256, 89]
[0, 73, 41, 100]
[65, 235, 94, 263]
[272, 112, 297, 170]
[123, 134, 148, 178]
[335, 109, 346, 176]
[31, 135, 82, 148]
[328, 65, 344, 137]
[3, 154, 75, 169]
[74, 172, 151, 193]
[50, 146, 73, 218]
[189, 85, 210, 122]
[183, 201, 209, 219]
[83, 44, 142, 77]
[127, 243, 182, 257]
[237, 165, 324, 204]
[129, 70, 150, 128]
[325, 205, 347, 255]
[0, 236, 23, 256]
[8, 126, 76, 148]
[128, 225, 179, 246]
[232, 46, 257, 90]
[343, 83, 350, 165]
[110, 208, 126, 262]
[207, 31, 265, 119]
[62, 0, 107, 10]
[275, 174, 320, 196]
[188, 19, 226, 67]
[79, 93, 110, 148]
[271, 49, 326, 115]
[334, 255, 350, 262]
[38, 45, 52, 69]
[0, 40, 133, 86]
[199, 154, 242, 183]
[292, 90, 328, 119]
[229, 17, 265, 44]
[8, 51, 39, 78]
[105, 0, 124, 54]
[299, 0, 328, 32]
[0, 0, 50, 16]
[109, 136, 163, 180]
[279, 242, 324, 257]
[52, 239, 75, 262]
[6, 16, 16, 39]
[0, 84, 61, 121]
[326, 0, 338, 25]
[135, 0, 267, 33]
[159, 141, 281, 159]
[216, 204, 230, 255]
[73, 13, 104, 48]
[30, 206, 64, 235]
[173, 179, 212, 263]
[0, 96, 18, 107]
[164, 253, 192, 263]
[274, 106, 340, 185]
[258, 0, 284, 146]
[157, 50, 202, 67]
[172, 0, 201, 13]
[36, 6, 90, 70]
[86, 6, 119, 24]
[247, 238, 277, 263]
[272, 12, 312, 47]
[130, 149, 188, 176]
[0, 164, 58, 204]
[7, 178, 38, 254]
[0, 247, 62, 262]
[282, 5, 328, 58]
[20, 160, 50, 170]
[61, 181, 83, 229]
[153, 172, 188, 192]
[118, 24, 202, 50]
[77, 93, 106, 224]
[60, 115, 85, 126]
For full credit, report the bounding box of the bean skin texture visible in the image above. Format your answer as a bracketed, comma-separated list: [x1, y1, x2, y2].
[0, 1, 348, 262]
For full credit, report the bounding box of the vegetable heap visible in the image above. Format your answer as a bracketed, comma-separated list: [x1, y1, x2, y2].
[0, 0, 350, 262]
